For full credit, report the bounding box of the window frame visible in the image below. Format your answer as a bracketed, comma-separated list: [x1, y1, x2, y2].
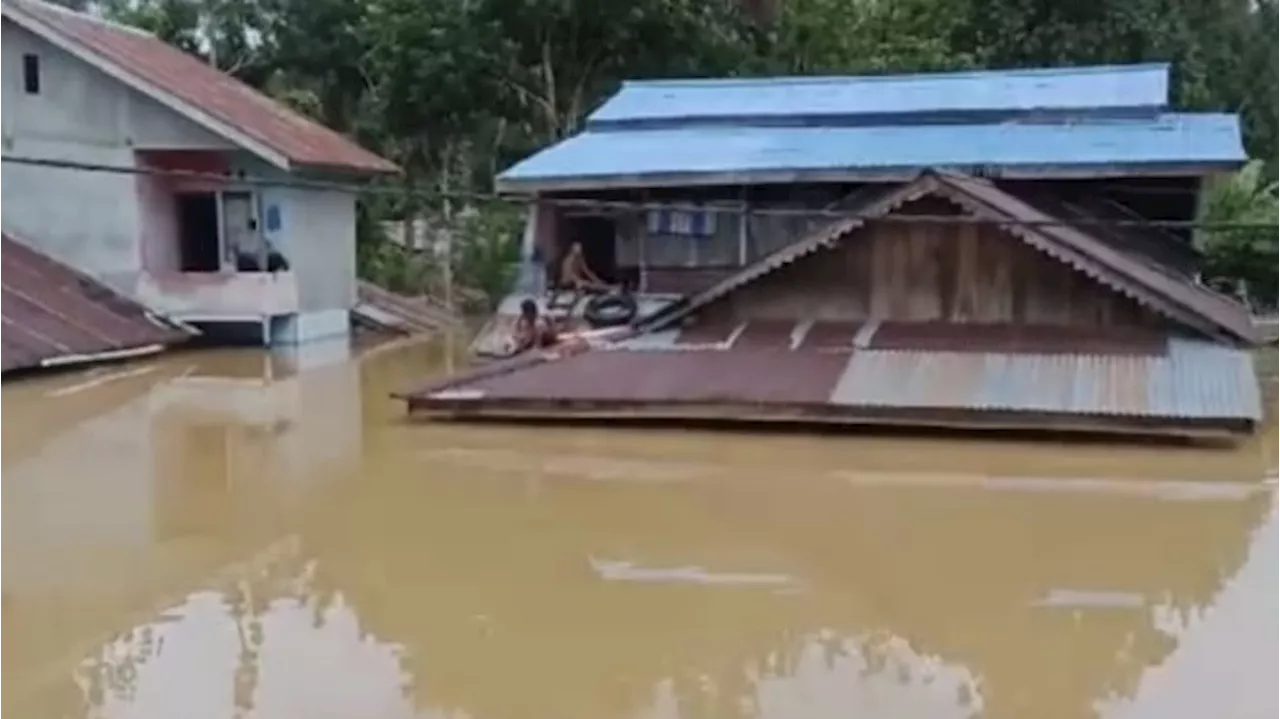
[22, 53, 40, 95]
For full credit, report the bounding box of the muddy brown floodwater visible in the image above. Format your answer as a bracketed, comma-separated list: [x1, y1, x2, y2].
[2, 336, 1276, 719]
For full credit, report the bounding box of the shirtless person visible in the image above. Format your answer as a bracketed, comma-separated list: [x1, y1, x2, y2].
[559, 242, 609, 292]
[511, 299, 558, 354]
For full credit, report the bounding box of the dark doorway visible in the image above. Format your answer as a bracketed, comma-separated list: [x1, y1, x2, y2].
[561, 214, 618, 284]
[177, 192, 220, 272]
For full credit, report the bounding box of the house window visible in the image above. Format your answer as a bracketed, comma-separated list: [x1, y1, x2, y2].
[175, 190, 285, 273]
[637, 209, 739, 268]
[646, 208, 717, 236]
[22, 53, 40, 95]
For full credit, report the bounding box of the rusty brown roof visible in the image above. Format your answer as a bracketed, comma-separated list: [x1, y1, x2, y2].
[646, 171, 1257, 345]
[425, 348, 850, 405]
[4, 0, 397, 174]
[2, 235, 193, 373]
[398, 319, 1263, 434]
[354, 281, 462, 335]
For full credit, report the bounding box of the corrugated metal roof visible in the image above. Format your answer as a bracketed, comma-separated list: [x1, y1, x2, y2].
[496, 115, 1244, 191]
[353, 281, 461, 335]
[426, 348, 851, 405]
[828, 337, 1262, 421]
[403, 334, 1261, 426]
[2, 234, 193, 373]
[588, 64, 1170, 127]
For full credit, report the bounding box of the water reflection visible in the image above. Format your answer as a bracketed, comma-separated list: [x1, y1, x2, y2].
[73, 550, 420, 719]
[2, 336, 1275, 719]
[2, 343, 368, 719]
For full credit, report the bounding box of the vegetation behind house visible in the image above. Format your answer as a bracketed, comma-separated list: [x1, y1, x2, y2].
[62, 0, 1279, 306]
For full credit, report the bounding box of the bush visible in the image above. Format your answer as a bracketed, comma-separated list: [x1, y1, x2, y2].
[1198, 160, 1279, 310]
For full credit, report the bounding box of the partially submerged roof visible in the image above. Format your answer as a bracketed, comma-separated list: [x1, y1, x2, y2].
[588, 63, 1171, 128]
[2, 234, 193, 373]
[398, 326, 1262, 438]
[402, 167, 1263, 439]
[644, 171, 1258, 346]
[2, 0, 398, 175]
[497, 64, 1244, 192]
[353, 280, 463, 336]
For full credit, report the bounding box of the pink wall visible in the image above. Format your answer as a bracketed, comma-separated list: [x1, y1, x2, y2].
[135, 151, 230, 273]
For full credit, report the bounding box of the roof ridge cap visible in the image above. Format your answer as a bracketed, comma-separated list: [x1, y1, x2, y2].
[620, 63, 1172, 89]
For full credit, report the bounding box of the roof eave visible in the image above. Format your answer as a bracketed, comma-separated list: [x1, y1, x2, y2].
[495, 160, 1246, 194]
[292, 158, 403, 178]
[4, 2, 294, 172]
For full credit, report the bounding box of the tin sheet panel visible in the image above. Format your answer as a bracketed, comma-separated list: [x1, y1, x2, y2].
[828, 337, 1261, 420]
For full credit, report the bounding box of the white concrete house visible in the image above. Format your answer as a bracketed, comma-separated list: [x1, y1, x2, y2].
[1, 0, 398, 345]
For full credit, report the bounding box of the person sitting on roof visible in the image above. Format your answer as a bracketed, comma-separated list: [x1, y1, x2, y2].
[511, 298, 558, 354]
[559, 242, 610, 292]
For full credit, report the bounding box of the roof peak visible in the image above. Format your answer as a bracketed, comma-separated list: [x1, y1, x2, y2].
[621, 63, 1172, 89]
[641, 170, 1255, 345]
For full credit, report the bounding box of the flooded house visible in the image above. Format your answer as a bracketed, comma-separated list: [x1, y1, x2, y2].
[1, 0, 397, 363]
[402, 63, 1264, 440]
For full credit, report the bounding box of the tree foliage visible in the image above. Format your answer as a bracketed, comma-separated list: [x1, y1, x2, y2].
[1198, 161, 1279, 309]
[97, 0, 1278, 305]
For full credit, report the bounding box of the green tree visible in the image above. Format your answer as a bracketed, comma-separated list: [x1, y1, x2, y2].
[100, 0, 275, 86]
[477, 0, 752, 144]
[257, 0, 376, 132]
[449, 206, 525, 311]
[754, 0, 972, 75]
[1198, 160, 1279, 309]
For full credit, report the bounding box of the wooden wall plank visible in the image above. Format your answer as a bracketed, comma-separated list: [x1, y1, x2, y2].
[712, 217, 1164, 330]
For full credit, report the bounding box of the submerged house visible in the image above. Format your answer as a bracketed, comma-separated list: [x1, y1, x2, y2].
[400, 63, 1264, 440]
[1, 0, 397, 352]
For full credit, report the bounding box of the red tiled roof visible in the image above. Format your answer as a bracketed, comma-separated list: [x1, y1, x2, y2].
[2, 235, 193, 373]
[4, 0, 397, 174]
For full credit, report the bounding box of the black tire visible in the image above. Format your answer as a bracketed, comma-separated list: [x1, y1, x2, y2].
[583, 293, 639, 328]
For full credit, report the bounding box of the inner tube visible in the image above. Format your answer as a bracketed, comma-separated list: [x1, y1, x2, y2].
[583, 293, 639, 328]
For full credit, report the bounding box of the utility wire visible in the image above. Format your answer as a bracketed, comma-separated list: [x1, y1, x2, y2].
[3, 154, 1275, 231]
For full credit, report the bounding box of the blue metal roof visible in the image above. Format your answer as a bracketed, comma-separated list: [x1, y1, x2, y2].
[588, 64, 1170, 128]
[496, 114, 1245, 191]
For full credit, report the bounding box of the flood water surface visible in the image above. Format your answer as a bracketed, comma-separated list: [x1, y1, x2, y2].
[3, 338, 1276, 719]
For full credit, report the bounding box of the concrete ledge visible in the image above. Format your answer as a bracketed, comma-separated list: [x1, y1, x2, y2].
[269, 309, 351, 346]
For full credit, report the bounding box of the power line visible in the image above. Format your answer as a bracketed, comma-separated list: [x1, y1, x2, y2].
[3, 154, 1275, 231]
